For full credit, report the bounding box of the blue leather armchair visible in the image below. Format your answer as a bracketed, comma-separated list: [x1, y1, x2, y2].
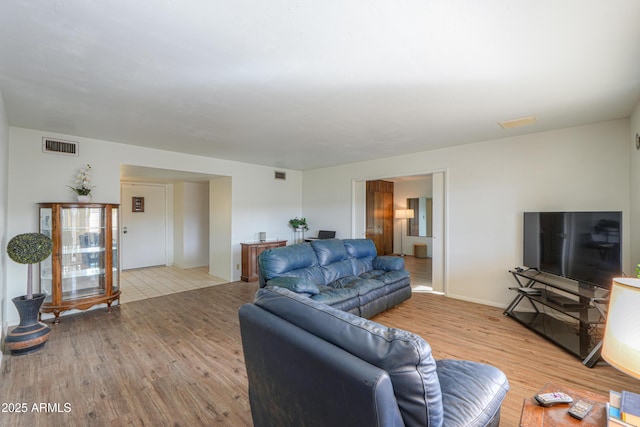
[239, 287, 509, 427]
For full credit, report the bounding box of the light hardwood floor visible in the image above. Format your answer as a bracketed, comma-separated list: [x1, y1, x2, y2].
[2, 267, 639, 426]
[403, 255, 432, 290]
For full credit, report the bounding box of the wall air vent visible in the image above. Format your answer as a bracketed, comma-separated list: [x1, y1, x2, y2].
[42, 137, 79, 156]
[274, 171, 286, 180]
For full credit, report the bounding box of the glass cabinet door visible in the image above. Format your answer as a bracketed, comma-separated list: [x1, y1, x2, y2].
[112, 206, 119, 294]
[39, 207, 53, 301]
[60, 206, 107, 301]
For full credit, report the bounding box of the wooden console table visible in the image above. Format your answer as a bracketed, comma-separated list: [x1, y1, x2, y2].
[241, 240, 287, 282]
[520, 383, 607, 426]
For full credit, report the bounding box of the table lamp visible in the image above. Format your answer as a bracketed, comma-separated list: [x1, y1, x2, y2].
[601, 277, 640, 380]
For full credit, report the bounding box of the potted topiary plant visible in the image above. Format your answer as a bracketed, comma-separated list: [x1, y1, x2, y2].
[4, 232, 53, 355]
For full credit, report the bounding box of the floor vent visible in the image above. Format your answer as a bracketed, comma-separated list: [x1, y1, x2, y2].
[274, 171, 286, 180]
[42, 137, 79, 156]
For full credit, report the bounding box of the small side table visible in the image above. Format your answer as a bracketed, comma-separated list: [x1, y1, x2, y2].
[520, 383, 607, 426]
[414, 243, 428, 258]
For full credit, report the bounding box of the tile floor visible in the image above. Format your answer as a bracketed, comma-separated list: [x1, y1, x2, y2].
[119, 265, 228, 304]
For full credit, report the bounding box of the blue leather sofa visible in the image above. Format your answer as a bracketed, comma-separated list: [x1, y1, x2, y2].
[258, 238, 411, 318]
[239, 287, 510, 427]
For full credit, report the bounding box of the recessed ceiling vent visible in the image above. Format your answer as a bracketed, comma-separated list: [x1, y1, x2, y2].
[274, 171, 286, 180]
[42, 137, 79, 156]
[498, 115, 537, 129]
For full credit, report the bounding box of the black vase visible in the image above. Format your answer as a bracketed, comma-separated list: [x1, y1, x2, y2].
[4, 294, 51, 355]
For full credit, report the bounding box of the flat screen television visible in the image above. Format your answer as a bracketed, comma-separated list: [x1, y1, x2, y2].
[523, 211, 622, 289]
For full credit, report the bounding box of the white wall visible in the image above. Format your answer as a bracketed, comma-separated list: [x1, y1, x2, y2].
[210, 177, 232, 279]
[630, 100, 640, 270]
[174, 182, 209, 269]
[394, 178, 432, 256]
[0, 91, 9, 353]
[5, 127, 302, 325]
[303, 119, 631, 308]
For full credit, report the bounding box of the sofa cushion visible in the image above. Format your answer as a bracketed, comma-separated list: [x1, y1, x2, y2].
[344, 239, 378, 275]
[311, 239, 349, 265]
[350, 255, 375, 276]
[266, 276, 320, 296]
[259, 243, 326, 285]
[343, 238, 378, 258]
[331, 276, 362, 288]
[437, 359, 509, 427]
[373, 255, 405, 271]
[345, 278, 385, 295]
[361, 269, 410, 286]
[310, 239, 358, 285]
[254, 287, 443, 427]
[310, 286, 359, 305]
[322, 260, 356, 285]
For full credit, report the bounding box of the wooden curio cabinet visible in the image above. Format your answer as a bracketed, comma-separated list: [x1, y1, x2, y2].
[39, 203, 120, 323]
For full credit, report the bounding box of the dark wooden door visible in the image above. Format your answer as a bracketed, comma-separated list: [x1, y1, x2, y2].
[365, 180, 394, 255]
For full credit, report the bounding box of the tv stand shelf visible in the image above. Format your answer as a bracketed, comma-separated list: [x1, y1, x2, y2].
[504, 269, 609, 368]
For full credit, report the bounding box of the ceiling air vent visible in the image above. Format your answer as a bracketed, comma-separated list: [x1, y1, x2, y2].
[274, 171, 286, 180]
[42, 137, 79, 156]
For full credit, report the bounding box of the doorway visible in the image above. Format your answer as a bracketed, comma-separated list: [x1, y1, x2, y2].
[119, 164, 233, 282]
[356, 170, 446, 294]
[121, 183, 167, 270]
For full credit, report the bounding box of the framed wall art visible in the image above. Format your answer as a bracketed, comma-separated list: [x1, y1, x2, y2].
[132, 197, 144, 212]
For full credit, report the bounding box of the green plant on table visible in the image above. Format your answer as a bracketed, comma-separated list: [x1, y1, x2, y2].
[288, 217, 309, 231]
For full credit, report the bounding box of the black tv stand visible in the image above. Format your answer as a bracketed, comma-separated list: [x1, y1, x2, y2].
[503, 269, 609, 368]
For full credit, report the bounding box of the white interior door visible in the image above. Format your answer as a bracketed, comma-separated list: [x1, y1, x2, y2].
[121, 183, 167, 270]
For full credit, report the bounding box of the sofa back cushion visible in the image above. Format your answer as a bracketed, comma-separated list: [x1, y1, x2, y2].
[258, 243, 325, 286]
[254, 287, 444, 427]
[343, 238, 378, 258]
[343, 238, 377, 275]
[310, 239, 356, 286]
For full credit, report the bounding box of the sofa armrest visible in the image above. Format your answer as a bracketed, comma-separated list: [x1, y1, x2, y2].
[266, 277, 320, 296]
[373, 256, 404, 271]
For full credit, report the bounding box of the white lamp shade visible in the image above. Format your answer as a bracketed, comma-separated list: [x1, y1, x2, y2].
[602, 277, 640, 380]
[395, 209, 415, 219]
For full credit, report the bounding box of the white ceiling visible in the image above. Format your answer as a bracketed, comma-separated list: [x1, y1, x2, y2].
[1, 1, 639, 171]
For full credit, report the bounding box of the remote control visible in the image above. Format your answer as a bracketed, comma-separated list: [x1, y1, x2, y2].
[568, 400, 593, 420]
[534, 392, 573, 407]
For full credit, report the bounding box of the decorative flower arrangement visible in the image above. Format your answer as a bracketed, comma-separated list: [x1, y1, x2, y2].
[68, 163, 94, 196]
[288, 217, 309, 230]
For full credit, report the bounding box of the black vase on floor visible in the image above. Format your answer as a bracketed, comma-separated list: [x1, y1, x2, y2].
[4, 294, 51, 355]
